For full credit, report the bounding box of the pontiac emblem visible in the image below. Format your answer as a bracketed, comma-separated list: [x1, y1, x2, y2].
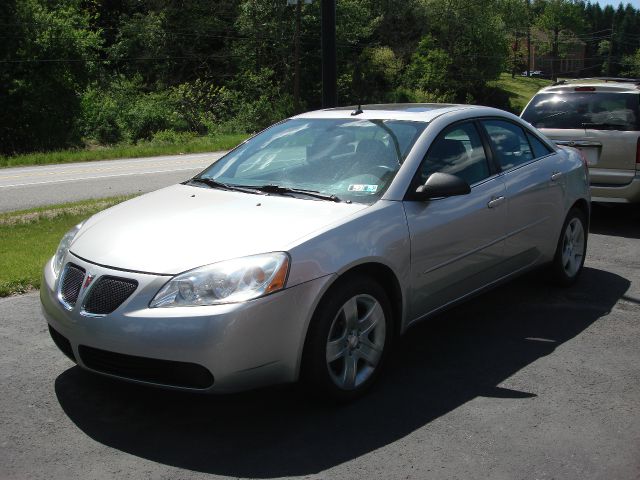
[83, 274, 95, 290]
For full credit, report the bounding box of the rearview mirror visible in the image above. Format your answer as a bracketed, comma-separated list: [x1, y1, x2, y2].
[414, 172, 471, 200]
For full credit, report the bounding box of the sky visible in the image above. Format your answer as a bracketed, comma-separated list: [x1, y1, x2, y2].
[594, 0, 640, 8]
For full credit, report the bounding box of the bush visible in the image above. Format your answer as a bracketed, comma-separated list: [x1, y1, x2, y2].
[150, 129, 197, 145]
[80, 78, 189, 144]
[123, 91, 187, 142]
[78, 69, 293, 147]
[225, 68, 294, 132]
[80, 87, 123, 144]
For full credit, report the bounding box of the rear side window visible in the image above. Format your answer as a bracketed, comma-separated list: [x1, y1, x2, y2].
[522, 92, 640, 131]
[526, 132, 553, 158]
[482, 120, 534, 170]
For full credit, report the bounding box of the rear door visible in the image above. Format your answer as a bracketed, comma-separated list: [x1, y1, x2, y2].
[480, 119, 565, 267]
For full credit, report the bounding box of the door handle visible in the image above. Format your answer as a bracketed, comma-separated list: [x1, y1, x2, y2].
[487, 196, 505, 209]
[550, 171, 563, 182]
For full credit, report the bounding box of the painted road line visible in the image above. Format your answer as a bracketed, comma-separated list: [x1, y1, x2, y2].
[0, 167, 203, 188]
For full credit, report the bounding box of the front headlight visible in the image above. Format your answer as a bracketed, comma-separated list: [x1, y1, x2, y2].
[150, 252, 290, 308]
[52, 222, 84, 277]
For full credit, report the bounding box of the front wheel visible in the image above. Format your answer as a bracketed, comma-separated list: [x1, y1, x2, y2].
[301, 275, 392, 402]
[550, 208, 588, 286]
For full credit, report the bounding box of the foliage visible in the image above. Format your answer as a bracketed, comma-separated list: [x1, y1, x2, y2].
[534, 0, 584, 80]
[0, 0, 101, 155]
[3, 0, 640, 159]
[404, 0, 509, 101]
[621, 49, 640, 77]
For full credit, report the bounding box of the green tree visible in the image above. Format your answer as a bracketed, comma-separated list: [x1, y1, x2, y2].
[535, 0, 583, 81]
[621, 48, 640, 77]
[499, 0, 531, 77]
[404, 0, 508, 101]
[0, 0, 101, 154]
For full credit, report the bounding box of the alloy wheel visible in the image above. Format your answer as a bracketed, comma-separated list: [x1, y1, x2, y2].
[561, 217, 585, 278]
[325, 294, 386, 390]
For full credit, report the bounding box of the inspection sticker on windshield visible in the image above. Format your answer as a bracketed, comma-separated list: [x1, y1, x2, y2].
[348, 184, 378, 193]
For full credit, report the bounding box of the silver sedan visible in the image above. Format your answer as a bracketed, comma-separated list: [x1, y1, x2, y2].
[41, 104, 590, 401]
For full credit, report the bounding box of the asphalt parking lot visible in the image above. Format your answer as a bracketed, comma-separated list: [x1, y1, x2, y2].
[1, 204, 639, 480]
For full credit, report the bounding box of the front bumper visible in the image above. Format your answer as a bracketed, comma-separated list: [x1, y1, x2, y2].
[41, 253, 332, 393]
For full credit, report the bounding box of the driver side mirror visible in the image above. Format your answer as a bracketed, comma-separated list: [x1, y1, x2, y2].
[413, 172, 471, 201]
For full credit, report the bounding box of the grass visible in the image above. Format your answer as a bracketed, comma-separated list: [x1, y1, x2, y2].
[0, 196, 135, 297]
[489, 73, 553, 114]
[0, 133, 249, 169]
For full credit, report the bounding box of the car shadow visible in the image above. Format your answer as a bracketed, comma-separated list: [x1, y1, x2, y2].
[55, 267, 629, 478]
[590, 203, 640, 239]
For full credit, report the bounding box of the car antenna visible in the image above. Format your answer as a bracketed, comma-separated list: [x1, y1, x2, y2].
[351, 104, 363, 116]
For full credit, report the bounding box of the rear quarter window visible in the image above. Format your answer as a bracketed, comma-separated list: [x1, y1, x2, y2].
[526, 132, 553, 158]
[522, 91, 640, 131]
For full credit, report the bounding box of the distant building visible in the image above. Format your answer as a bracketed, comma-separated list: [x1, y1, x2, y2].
[528, 30, 586, 77]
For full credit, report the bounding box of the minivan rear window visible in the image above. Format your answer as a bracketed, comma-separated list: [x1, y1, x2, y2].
[521, 92, 640, 131]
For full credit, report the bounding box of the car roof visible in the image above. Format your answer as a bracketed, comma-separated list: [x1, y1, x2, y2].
[293, 103, 487, 122]
[537, 78, 640, 94]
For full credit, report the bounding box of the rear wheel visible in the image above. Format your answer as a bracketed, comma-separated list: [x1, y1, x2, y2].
[302, 275, 392, 402]
[550, 208, 588, 286]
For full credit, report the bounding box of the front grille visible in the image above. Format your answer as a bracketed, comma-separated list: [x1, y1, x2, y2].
[78, 345, 214, 389]
[48, 325, 76, 362]
[60, 263, 85, 307]
[83, 276, 138, 315]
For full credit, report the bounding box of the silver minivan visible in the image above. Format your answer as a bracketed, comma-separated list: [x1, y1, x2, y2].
[521, 78, 640, 203]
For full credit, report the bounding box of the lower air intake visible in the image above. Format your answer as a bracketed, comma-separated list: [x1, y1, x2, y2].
[78, 345, 214, 389]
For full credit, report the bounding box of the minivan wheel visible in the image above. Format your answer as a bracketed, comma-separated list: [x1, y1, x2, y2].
[550, 208, 587, 286]
[302, 275, 392, 402]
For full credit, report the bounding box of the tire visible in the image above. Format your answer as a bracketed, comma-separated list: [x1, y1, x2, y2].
[550, 208, 588, 286]
[301, 275, 393, 402]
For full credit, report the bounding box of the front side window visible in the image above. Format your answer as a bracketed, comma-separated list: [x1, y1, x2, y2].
[198, 118, 426, 204]
[521, 92, 640, 131]
[482, 120, 534, 171]
[418, 122, 491, 186]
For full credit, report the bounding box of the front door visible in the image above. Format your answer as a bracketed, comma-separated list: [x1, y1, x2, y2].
[404, 121, 507, 322]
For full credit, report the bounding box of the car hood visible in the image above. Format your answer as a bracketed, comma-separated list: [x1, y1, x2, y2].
[70, 184, 368, 275]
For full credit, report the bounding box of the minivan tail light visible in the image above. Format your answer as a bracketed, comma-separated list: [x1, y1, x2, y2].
[575, 86, 596, 92]
[577, 148, 588, 168]
[636, 138, 640, 165]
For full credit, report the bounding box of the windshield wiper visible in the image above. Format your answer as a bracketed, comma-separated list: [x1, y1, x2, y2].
[188, 177, 264, 195]
[253, 184, 341, 202]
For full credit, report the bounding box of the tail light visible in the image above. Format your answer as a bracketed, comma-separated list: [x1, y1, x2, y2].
[575, 147, 588, 169]
[636, 138, 640, 166]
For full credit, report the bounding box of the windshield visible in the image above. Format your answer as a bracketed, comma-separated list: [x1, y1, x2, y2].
[197, 118, 426, 204]
[522, 92, 640, 131]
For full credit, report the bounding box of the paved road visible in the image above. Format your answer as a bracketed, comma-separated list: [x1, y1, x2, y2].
[0, 152, 226, 212]
[1, 206, 639, 479]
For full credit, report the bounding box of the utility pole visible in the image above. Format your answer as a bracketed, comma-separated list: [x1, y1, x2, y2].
[607, 20, 614, 76]
[293, 0, 302, 111]
[321, 0, 337, 108]
[526, 0, 531, 76]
